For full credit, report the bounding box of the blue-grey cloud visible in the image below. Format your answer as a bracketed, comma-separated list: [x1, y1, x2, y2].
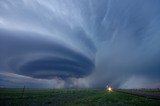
[0, 0, 160, 88]
[0, 29, 94, 79]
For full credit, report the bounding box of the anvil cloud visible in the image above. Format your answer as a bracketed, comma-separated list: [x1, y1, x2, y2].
[0, 0, 160, 88]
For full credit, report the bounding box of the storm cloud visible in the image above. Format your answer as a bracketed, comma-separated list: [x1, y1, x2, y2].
[0, 0, 160, 88]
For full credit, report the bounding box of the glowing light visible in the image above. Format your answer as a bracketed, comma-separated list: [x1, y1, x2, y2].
[107, 87, 112, 92]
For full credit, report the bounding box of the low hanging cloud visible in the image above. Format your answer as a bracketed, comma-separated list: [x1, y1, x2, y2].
[0, 0, 160, 88]
[0, 28, 95, 79]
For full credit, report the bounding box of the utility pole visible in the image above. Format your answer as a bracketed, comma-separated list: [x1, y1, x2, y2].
[21, 85, 25, 98]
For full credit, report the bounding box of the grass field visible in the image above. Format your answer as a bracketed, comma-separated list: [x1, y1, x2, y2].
[0, 88, 160, 106]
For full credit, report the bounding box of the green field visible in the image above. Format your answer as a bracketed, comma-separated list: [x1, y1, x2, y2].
[0, 88, 160, 106]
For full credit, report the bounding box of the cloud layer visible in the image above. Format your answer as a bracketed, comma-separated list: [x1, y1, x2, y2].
[0, 0, 160, 88]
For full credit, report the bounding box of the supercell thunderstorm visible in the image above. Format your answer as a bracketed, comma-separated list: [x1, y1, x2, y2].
[0, 0, 160, 88]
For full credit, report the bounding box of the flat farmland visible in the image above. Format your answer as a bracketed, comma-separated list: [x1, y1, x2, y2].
[117, 89, 160, 100]
[0, 88, 160, 106]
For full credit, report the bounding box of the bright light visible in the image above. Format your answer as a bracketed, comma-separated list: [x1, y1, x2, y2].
[108, 87, 112, 92]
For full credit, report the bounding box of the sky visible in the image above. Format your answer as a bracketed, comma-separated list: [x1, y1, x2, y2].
[0, 0, 160, 88]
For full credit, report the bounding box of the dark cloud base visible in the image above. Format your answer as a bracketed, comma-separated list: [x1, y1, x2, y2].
[19, 57, 94, 79]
